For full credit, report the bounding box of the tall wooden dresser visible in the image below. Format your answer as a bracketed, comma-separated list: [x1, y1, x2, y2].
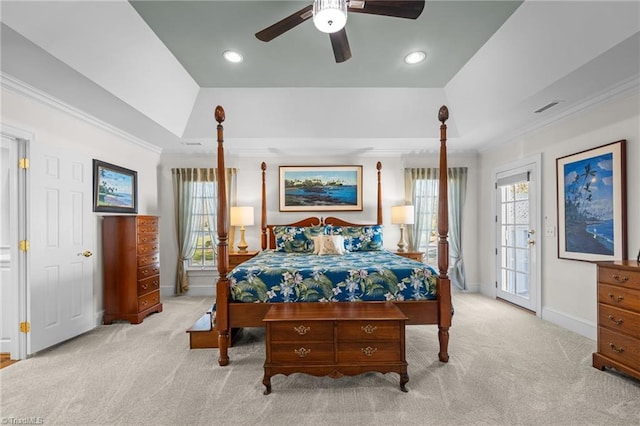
[103, 215, 163, 324]
[593, 261, 640, 380]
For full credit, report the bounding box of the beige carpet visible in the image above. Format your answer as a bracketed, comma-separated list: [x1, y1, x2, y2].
[1, 293, 639, 425]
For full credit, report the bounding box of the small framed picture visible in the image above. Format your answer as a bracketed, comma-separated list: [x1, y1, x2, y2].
[279, 165, 363, 212]
[556, 140, 627, 261]
[93, 159, 138, 213]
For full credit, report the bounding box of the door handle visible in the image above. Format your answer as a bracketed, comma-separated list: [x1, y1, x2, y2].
[77, 250, 93, 257]
[527, 240, 535, 246]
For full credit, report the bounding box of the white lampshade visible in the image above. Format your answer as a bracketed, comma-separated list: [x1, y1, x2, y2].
[230, 206, 254, 227]
[391, 205, 415, 225]
[313, 0, 347, 34]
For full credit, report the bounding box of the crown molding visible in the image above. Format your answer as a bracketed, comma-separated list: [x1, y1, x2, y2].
[1, 72, 162, 154]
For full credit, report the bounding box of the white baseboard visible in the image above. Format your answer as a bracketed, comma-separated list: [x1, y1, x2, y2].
[95, 310, 104, 328]
[542, 306, 596, 341]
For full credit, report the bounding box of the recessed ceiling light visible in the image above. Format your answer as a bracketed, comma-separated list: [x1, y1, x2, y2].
[404, 51, 426, 65]
[223, 50, 243, 63]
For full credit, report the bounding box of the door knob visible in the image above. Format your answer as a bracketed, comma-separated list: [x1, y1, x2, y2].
[78, 250, 93, 257]
[527, 240, 535, 246]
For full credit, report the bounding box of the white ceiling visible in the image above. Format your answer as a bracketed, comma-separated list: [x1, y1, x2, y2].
[1, 1, 639, 156]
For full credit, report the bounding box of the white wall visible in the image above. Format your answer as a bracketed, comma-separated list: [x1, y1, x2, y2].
[158, 152, 480, 296]
[478, 92, 640, 339]
[1, 87, 161, 319]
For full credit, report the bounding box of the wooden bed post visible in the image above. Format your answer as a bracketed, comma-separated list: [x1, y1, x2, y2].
[376, 161, 383, 225]
[214, 105, 230, 366]
[261, 162, 267, 250]
[437, 105, 451, 363]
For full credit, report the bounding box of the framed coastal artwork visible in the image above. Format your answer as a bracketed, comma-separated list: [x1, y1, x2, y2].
[556, 140, 627, 261]
[279, 165, 363, 212]
[93, 159, 138, 213]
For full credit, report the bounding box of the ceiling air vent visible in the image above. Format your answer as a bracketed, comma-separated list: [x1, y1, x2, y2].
[534, 101, 560, 114]
[183, 142, 202, 146]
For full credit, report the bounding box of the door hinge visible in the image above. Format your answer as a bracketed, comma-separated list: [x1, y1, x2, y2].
[20, 322, 30, 333]
[495, 281, 498, 288]
[19, 240, 30, 252]
[19, 157, 30, 169]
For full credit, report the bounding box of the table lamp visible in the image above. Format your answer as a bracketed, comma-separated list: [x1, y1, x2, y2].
[391, 205, 414, 252]
[230, 206, 254, 253]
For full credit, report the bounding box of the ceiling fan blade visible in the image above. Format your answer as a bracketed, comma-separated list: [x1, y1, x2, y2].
[348, 0, 425, 19]
[255, 5, 313, 42]
[329, 29, 352, 63]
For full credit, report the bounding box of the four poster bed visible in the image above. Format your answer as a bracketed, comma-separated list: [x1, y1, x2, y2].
[212, 105, 452, 367]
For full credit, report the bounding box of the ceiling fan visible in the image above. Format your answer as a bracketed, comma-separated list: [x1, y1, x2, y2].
[255, 0, 425, 63]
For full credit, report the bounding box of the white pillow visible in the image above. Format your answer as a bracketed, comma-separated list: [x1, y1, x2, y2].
[312, 235, 323, 255]
[318, 235, 347, 256]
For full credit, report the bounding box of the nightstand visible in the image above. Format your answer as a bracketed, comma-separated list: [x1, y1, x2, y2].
[228, 251, 259, 269]
[394, 251, 424, 262]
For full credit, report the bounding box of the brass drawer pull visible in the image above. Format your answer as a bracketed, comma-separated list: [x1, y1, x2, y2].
[608, 293, 624, 302]
[361, 346, 378, 357]
[141, 284, 148, 290]
[608, 342, 624, 353]
[294, 347, 311, 358]
[611, 274, 629, 283]
[361, 324, 377, 334]
[293, 325, 310, 335]
[607, 315, 624, 325]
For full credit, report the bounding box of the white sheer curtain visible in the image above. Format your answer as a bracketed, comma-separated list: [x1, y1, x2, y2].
[171, 168, 237, 295]
[404, 167, 468, 290]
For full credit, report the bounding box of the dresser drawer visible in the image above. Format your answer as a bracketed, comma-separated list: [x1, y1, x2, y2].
[599, 304, 640, 338]
[137, 216, 158, 227]
[138, 291, 160, 312]
[138, 253, 160, 267]
[138, 233, 159, 245]
[138, 263, 160, 281]
[269, 321, 333, 342]
[598, 284, 640, 312]
[138, 242, 159, 256]
[269, 342, 333, 363]
[337, 320, 401, 341]
[337, 341, 402, 363]
[138, 275, 160, 296]
[598, 327, 640, 367]
[599, 267, 640, 290]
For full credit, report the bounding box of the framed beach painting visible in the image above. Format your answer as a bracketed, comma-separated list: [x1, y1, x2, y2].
[93, 159, 138, 213]
[279, 165, 363, 212]
[556, 140, 627, 261]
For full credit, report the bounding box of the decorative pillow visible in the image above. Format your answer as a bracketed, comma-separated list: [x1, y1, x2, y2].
[274, 225, 324, 253]
[326, 225, 383, 252]
[317, 235, 347, 256]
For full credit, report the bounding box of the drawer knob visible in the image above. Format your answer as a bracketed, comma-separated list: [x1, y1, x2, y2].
[294, 347, 311, 358]
[607, 315, 624, 325]
[611, 274, 629, 283]
[608, 293, 624, 302]
[361, 346, 378, 357]
[361, 324, 377, 334]
[293, 325, 310, 335]
[608, 342, 624, 353]
[142, 284, 148, 290]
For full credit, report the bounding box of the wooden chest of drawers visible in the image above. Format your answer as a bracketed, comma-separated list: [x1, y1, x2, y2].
[262, 302, 408, 394]
[103, 215, 163, 324]
[228, 251, 258, 270]
[593, 261, 640, 380]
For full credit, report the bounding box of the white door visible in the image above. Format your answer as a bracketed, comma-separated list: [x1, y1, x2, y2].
[29, 143, 95, 353]
[495, 157, 541, 314]
[1, 135, 20, 358]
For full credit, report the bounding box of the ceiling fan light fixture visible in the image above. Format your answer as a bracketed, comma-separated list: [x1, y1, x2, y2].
[404, 51, 426, 65]
[313, 0, 347, 34]
[222, 50, 243, 63]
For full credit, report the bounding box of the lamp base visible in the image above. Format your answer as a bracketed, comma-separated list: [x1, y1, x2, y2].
[396, 225, 407, 252]
[237, 227, 248, 253]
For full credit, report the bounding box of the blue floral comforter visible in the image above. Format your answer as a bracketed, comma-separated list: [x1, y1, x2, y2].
[228, 250, 437, 303]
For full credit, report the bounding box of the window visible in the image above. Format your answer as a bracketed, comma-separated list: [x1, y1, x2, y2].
[189, 181, 217, 269]
[414, 178, 439, 266]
